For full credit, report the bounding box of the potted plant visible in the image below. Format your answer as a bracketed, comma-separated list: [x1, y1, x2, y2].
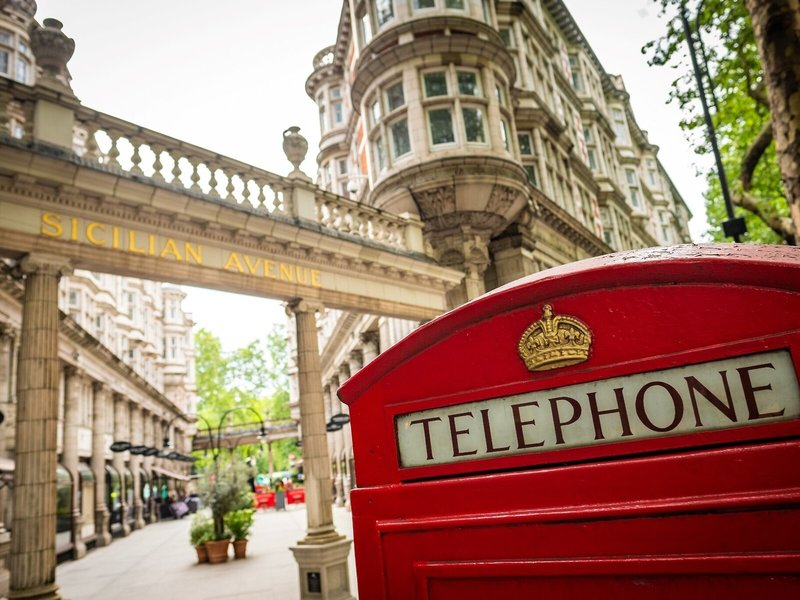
[199, 460, 254, 564]
[189, 513, 213, 563]
[225, 508, 255, 559]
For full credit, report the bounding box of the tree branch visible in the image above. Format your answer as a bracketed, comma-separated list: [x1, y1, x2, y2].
[740, 121, 773, 190]
[732, 190, 796, 244]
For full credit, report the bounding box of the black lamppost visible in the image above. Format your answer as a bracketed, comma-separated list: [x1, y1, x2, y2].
[680, 0, 746, 242]
[194, 407, 268, 462]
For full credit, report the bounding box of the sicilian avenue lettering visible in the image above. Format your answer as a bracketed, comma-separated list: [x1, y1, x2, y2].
[396, 350, 800, 468]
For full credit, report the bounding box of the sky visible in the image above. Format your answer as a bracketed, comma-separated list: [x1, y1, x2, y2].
[33, 0, 711, 350]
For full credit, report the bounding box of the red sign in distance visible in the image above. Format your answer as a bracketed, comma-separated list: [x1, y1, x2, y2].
[338, 245, 800, 599]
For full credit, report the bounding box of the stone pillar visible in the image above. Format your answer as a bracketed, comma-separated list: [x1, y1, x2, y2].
[164, 420, 176, 498]
[8, 254, 71, 600]
[287, 300, 354, 600]
[342, 350, 362, 508]
[327, 375, 344, 508]
[0, 325, 14, 598]
[360, 331, 380, 365]
[333, 364, 350, 508]
[111, 395, 131, 537]
[62, 367, 87, 559]
[129, 404, 145, 530]
[91, 382, 111, 546]
[141, 411, 157, 524]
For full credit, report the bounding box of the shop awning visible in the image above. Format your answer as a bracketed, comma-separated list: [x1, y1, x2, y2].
[151, 465, 190, 481]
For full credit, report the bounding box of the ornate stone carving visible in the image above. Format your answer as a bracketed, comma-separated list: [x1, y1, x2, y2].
[411, 185, 456, 226]
[28, 18, 75, 94]
[282, 126, 310, 180]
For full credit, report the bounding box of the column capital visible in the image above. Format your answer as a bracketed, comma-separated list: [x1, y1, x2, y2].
[359, 330, 379, 348]
[286, 299, 324, 316]
[92, 380, 111, 394]
[64, 364, 86, 380]
[19, 253, 72, 278]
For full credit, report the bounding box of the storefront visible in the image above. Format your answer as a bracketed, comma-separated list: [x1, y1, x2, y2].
[140, 468, 151, 522]
[55, 465, 72, 554]
[77, 462, 95, 540]
[105, 465, 122, 535]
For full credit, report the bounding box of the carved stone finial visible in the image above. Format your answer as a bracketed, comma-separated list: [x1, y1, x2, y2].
[28, 17, 75, 95]
[282, 126, 311, 181]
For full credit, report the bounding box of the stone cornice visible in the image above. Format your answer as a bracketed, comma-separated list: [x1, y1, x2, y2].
[532, 188, 611, 256]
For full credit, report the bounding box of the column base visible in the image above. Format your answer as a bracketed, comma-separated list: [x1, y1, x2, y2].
[71, 512, 86, 559]
[95, 509, 111, 547]
[134, 504, 146, 530]
[119, 503, 131, 537]
[290, 537, 354, 600]
[8, 581, 61, 600]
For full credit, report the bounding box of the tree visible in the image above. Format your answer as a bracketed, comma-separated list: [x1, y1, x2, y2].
[744, 0, 800, 236]
[193, 327, 298, 472]
[645, 0, 796, 244]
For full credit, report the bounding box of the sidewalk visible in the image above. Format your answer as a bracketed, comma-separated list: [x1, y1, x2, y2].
[56, 505, 358, 600]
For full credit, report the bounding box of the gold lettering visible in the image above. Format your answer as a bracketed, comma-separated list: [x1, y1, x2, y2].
[279, 262, 294, 282]
[70, 217, 79, 241]
[310, 269, 322, 288]
[112, 226, 120, 249]
[148, 234, 156, 256]
[184, 242, 202, 264]
[264, 259, 277, 279]
[128, 230, 146, 254]
[86, 222, 106, 246]
[160, 238, 182, 261]
[243, 254, 262, 275]
[296, 266, 309, 284]
[41, 212, 64, 238]
[224, 252, 244, 272]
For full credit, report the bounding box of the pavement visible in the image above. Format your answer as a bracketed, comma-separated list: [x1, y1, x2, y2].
[56, 504, 358, 600]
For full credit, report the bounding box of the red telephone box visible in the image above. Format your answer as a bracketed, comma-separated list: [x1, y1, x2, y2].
[338, 245, 800, 599]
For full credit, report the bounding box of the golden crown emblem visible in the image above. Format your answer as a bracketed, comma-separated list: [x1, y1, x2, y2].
[518, 304, 592, 371]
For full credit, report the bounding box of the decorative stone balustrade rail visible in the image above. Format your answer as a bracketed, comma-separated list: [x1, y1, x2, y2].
[0, 78, 424, 255]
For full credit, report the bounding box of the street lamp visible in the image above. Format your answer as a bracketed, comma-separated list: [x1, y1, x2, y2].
[193, 407, 268, 462]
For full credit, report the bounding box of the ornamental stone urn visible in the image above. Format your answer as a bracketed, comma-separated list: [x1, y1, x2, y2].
[283, 126, 311, 181]
[28, 18, 76, 94]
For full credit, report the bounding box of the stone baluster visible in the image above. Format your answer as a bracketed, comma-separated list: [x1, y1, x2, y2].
[106, 130, 122, 170]
[21, 100, 35, 142]
[254, 179, 267, 212]
[207, 163, 220, 198]
[240, 174, 253, 207]
[129, 137, 144, 175]
[9, 254, 71, 600]
[82, 121, 103, 162]
[150, 144, 165, 182]
[112, 394, 131, 537]
[91, 382, 112, 547]
[63, 366, 87, 559]
[130, 404, 145, 529]
[188, 158, 201, 192]
[225, 169, 236, 203]
[170, 151, 183, 186]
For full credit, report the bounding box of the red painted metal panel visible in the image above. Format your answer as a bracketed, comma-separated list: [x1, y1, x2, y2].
[338, 245, 800, 599]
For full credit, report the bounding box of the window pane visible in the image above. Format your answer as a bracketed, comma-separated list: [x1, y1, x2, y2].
[495, 84, 506, 106]
[428, 108, 454, 145]
[374, 136, 386, 171]
[424, 72, 448, 97]
[386, 81, 405, 111]
[370, 100, 381, 127]
[375, 0, 394, 26]
[338, 159, 348, 175]
[500, 119, 510, 150]
[414, 0, 435, 8]
[15, 57, 28, 83]
[446, 0, 465, 8]
[524, 164, 539, 187]
[0, 31, 12, 45]
[330, 86, 342, 99]
[499, 28, 513, 47]
[457, 71, 479, 96]
[0, 50, 8, 74]
[518, 133, 532, 155]
[361, 13, 373, 45]
[391, 119, 411, 157]
[332, 101, 343, 124]
[462, 107, 485, 143]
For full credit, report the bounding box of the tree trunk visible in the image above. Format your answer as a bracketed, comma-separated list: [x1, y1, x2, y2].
[745, 0, 800, 239]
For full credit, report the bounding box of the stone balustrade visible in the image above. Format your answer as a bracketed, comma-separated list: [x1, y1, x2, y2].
[0, 78, 424, 255]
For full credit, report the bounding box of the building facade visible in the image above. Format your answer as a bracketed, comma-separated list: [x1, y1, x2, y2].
[0, 0, 197, 590]
[299, 0, 692, 507]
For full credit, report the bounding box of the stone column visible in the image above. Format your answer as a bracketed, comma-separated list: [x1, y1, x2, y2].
[327, 376, 344, 508]
[91, 382, 111, 546]
[62, 366, 87, 559]
[287, 300, 354, 600]
[129, 403, 145, 530]
[8, 254, 70, 600]
[111, 395, 131, 536]
[334, 364, 350, 508]
[141, 411, 157, 524]
[164, 420, 176, 498]
[342, 350, 362, 508]
[360, 331, 380, 365]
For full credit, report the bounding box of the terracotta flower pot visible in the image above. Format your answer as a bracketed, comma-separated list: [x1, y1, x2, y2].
[232, 538, 248, 559]
[195, 544, 209, 563]
[205, 539, 230, 564]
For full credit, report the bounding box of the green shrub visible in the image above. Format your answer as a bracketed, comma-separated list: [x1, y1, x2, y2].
[189, 513, 214, 547]
[224, 509, 255, 541]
